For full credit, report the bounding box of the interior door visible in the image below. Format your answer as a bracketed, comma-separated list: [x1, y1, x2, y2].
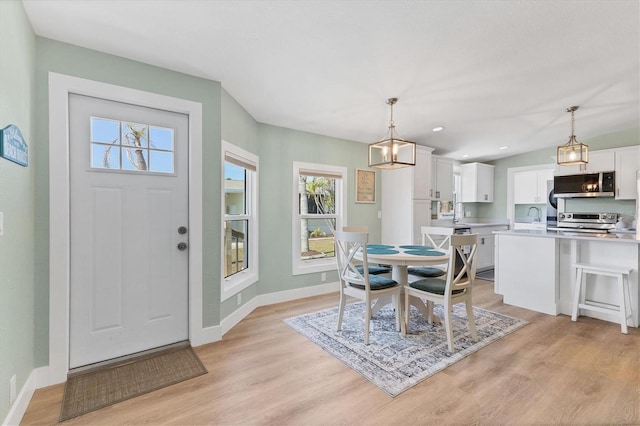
[69, 94, 189, 368]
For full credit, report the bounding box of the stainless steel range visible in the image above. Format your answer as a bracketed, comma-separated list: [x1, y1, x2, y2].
[548, 212, 619, 233]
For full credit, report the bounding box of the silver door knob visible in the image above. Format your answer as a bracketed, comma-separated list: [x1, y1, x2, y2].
[177, 242, 188, 251]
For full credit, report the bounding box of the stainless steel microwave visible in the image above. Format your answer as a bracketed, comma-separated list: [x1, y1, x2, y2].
[553, 171, 615, 198]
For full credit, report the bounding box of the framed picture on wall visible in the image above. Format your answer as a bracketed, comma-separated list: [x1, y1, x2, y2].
[355, 168, 376, 203]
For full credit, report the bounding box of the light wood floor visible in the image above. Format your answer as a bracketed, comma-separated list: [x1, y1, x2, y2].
[22, 279, 640, 425]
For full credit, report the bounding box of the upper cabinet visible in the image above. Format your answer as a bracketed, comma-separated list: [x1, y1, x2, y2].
[430, 156, 453, 201]
[513, 169, 554, 204]
[554, 150, 615, 176]
[460, 162, 495, 203]
[614, 145, 640, 200]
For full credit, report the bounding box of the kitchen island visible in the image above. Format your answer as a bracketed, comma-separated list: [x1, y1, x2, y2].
[494, 229, 639, 327]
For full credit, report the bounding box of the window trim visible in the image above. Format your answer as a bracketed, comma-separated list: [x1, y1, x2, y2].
[221, 140, 259, 301]
[292, 161, 347, 275]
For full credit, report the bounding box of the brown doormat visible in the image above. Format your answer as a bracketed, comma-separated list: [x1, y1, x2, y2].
[59, 344, 207, 422]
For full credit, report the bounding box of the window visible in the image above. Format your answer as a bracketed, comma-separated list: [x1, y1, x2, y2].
[90, 117, 174, 174]
[292, 162, 347, 275]
[222, 141, 258, 301]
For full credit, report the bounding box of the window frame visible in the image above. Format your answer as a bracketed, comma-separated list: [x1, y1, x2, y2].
[221, 141, 259, 301]
[292, 161, 347, 275]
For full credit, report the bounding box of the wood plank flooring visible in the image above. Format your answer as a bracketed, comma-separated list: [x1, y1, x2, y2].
[22, 279, 640, 425]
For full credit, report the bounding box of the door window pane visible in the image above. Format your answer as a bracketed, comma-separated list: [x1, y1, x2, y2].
[89, 117, 175, 174]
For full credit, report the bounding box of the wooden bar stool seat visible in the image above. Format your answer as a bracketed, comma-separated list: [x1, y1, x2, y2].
[571, 263, 633, 334]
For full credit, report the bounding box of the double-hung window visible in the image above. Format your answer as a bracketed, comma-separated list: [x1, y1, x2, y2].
[222, 141, 258, 301]
[292, 161, 347, 275]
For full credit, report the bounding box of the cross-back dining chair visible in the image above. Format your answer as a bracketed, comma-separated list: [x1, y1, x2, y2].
[404, 233, 479, 352]
[334, 230, 401, 345]
[342, 226, 391, 276]
[407, 226, 455, 280]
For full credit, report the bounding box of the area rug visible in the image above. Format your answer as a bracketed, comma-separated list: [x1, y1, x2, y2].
[59, 344, 207, 421]
[285, 302, 527, 396]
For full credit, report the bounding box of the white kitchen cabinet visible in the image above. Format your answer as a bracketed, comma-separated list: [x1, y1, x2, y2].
[495, 233, 559, 315]
[430, 156, 453, 201]
[554, 149, 615, 175]
[513, 169, 554, 204]
[614, 145, 640, 200]
[381, 146, 434, 245]
[460, 162, 494, 202]
[470, 225, 508, 271]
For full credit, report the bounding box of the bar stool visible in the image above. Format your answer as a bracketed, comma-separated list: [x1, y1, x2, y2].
[571, 263, 633, 334]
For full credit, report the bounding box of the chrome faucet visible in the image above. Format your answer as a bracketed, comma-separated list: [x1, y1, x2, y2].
[453, 202, 464, 223]
[528, 206, 541, 222]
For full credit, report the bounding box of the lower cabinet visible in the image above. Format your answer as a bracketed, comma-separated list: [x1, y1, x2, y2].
[471, 226, 508, 271]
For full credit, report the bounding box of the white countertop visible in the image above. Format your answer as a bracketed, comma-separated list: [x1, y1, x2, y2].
[431, 220, 510, 229]
[494, 229, 640, 244]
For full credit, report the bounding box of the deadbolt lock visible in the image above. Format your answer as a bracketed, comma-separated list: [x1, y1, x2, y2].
[178, 226, 187, 234]
[177, 242, 188, 251]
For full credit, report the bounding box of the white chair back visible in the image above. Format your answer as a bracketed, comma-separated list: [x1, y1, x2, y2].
[446, 233, 479, 294]
[334, 230, 370, 291]
[420, 226, 455, 251]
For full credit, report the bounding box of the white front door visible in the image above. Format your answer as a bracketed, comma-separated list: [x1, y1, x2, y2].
[69, 94, 189, 368]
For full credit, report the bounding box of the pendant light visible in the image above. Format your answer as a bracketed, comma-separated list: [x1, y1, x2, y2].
[368, 98, 416, 169]
[557, 106, 589, 166]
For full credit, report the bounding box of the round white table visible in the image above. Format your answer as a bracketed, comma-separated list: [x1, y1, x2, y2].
[357, 244, 450, 331]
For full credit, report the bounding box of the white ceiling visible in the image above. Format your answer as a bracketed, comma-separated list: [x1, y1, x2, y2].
[22, 0, 639, 162]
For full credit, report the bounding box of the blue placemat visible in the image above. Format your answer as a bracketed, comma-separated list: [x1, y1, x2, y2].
[404, 249, 445, 256]
[399, 245, 434, 250]
[367, 244, 394, 249]
[366, 248, 399, 255]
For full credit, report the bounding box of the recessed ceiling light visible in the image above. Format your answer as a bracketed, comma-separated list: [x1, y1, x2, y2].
[499, 146, 508, 150]
[432, 126, 445, 132]
[462, 154, 469, 158]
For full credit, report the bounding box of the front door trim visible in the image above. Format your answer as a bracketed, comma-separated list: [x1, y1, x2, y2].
[48, 72, 204, 384]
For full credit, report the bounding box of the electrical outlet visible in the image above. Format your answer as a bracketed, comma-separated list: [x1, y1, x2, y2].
[237, 293, 241, 306]
[9, 374, 16, 405]
[321, 272, 326, 282]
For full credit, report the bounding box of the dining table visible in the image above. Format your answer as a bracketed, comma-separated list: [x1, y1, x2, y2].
[356, 243, 450, 333]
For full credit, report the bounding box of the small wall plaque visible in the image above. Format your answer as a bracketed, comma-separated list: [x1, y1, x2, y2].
[0, 124, 28, 167]
[355, 168, 376, 203]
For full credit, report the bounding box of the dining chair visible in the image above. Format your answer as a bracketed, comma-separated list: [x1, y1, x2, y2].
[404, 233, 479, 352]
[342, 226, 391, 276]
[407, 226, 454, 279]
[334, 230, 402, 344]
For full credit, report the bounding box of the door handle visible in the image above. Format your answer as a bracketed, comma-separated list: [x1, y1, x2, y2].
[177, 242, 188, 251]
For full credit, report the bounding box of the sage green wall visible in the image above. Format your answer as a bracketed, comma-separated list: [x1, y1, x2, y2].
[33, 37, 224, 365]
[257, 123, 382, 295]
[0, 0, 36, 420]
[220, 89, 259, 318]
[478, 127, 640, 219]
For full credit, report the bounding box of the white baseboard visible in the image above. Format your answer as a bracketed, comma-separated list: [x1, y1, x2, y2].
[192, 281, 339, 348]
[256, 281, 338, 306]
[2, 367, 43, 426]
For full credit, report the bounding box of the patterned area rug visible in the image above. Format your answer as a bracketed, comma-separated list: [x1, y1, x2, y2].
[285, 302, 527, 396]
